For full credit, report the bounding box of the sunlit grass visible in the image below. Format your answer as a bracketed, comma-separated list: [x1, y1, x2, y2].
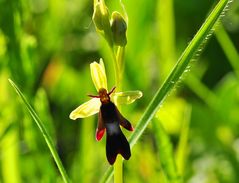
[9, 79, 71, 183]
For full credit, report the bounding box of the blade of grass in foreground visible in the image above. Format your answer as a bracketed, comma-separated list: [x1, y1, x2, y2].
[100, 0, 232, 182]
[8, 79, 71, 183]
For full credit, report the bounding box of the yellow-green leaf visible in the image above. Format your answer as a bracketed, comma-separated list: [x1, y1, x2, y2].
[111, 91, 143, 105]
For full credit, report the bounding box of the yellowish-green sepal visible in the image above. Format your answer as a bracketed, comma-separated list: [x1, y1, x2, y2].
[99, 58, 106, 74]
[111, 91, 143, 105]
[92, 2, 110, 31]
[110, 11, 127, 46]
[69, 98, 101, 120]
[90, 60, 108, 91]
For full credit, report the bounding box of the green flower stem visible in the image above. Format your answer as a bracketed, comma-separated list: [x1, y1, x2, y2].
[111, 46, 125, 91]
[112, 47, 120, 90]
[113, 46, 125, 183]
[8, 79, 71, 183]
[116, 46, 125, 89]
[114, 156, 123, 183]
[100, 0, 232, 182]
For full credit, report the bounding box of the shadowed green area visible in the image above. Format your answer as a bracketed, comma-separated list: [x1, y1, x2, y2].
[1, 0, 239, 183]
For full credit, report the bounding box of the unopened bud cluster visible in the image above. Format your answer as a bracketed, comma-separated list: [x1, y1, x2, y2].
[92, 1, 127, 47]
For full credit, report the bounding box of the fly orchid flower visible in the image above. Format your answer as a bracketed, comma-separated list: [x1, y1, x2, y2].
[69, 59, 142, 165]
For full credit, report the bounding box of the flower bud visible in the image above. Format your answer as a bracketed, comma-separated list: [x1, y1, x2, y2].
[111, 11, 127, 46]
[92, 2, 110, 31]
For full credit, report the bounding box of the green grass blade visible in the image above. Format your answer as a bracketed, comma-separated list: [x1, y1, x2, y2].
[185, 74, 218, 108]
[215, 23, 239, 78]
[100, 0, 232, 182]
[175, 106, 192, 177]
[8, 79, 71, 183]
[130, 0, 231, 148]
[153, 119, 181, 183]
[157, 0, 176, 80]
[100, 169, 113, 183]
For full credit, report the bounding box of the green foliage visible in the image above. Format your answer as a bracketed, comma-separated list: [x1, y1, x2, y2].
[9, 79, 71, 183]
[1, 0, 239, 183]
[101, 1, 233, 182]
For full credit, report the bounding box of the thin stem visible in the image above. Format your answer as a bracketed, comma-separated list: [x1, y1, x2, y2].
[111, 46, 125, 90]
[116, 46, 125, 89]
[110, 47, 119, 88]
[113, 46, 125, 183]
[114, 156, 123, 183]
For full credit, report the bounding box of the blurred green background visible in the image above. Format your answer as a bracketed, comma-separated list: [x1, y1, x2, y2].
[1, 0, 239, 182]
